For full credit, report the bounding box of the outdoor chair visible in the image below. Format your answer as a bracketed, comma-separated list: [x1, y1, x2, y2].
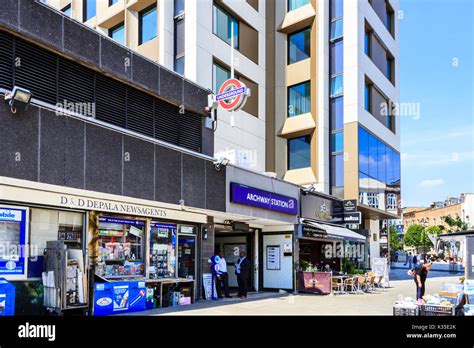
[366, 276, 376, 292]
[331, 277, 344, 294]
[374, 275, 384, 291]
[357, 276, 367, 293]
[343, 277, 357, 294]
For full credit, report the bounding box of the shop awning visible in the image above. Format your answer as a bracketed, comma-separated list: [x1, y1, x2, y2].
[300, 219, 366, 243]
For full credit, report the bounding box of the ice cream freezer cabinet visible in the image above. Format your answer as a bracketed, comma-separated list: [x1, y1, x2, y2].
[93, 280, 147, 316]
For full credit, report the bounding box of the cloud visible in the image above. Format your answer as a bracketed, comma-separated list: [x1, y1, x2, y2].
[403, 124, 474, 147]
[402, 151, 474, 167]
[419, 178, 445, 188]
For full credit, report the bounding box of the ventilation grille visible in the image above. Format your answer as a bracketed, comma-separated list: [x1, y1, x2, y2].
[0, 32, 13, 90]
[0, 30, 204, 154]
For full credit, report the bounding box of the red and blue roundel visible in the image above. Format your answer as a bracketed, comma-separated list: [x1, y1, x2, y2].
[216, 78, 250, 111]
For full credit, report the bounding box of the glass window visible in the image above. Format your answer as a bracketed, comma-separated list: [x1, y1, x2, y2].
[175, 0, 185, 16]
[96, 217, 145, 278]
[331, 132, 343, 153]
[331, 154, 344, 187]
[387, 193, 397, 211]
[330, 18, 343, 41]
[175, 56, 184, 75]
[368, 132, 378, 180]
[364, 31, 371, 56]
[288, 81, 311, 117]
[62, 4, 72, 17]
[109, 0, 119, 6]
[377, 140, 386, 183]
[330, 0, 343, 19]
[149, 222, 177, 279]
[386, 58, 393, 81]
[330, 75, 343, 97]
[386, 146, 394, 185]
[367, 192, 379, 208]
[288, 0, 310, 11]
[394, 151, 400, 182]
[213, 4, 239, 49]
[288, 28, 311, 64]
[358, 127, 369, 175]
[84, 0, 96, 21]
[139, 5, 157, 45]
[330, 96, 343, 130]
[365, 84, 371, 111]
[330, 40, 343, 75]
[109, 22, 125, 45]
[213, 63, 231, 94]
[288, 135, 311, 170]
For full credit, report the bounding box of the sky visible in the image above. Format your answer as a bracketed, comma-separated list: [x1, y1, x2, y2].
[399, 0, 474, 207]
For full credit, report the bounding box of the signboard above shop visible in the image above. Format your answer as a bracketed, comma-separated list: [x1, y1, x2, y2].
[230, 182, 298, 215]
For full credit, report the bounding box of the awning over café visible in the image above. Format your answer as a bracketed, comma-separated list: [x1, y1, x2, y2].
[299, 219, 366, 243]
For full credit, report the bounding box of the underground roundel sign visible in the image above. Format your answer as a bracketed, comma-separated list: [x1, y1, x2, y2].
[216, 78, 251, 111]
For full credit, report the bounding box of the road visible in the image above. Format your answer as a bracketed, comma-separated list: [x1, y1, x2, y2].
[126, 268, 463, 316]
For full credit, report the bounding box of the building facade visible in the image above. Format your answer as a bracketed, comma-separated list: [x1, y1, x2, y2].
[265, 0, 401, 263]
[47, 0, 267, 172]
[403, 194, 474, 231]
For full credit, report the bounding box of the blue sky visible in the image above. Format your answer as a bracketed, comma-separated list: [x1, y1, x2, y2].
[399, 0, 474, 207]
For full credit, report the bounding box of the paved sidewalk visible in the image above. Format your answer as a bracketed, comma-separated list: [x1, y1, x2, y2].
[124, 271, 463, 316]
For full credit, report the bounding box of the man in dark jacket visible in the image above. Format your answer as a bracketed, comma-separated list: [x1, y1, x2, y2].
[415, 261, 431, 301]
[235, 251, 250, 299]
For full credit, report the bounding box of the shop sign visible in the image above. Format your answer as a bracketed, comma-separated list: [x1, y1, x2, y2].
[215, 78, 250, 111]
[342, 212, 361, 224]
[99, 216, 146, 226]
[60, 196, 167, 218]
[230, 182, 298, 215]
[300, 193, 343, 224]
[179, 226, 196, 234]
[343, 200, 357, 213]
[0, 206, 28, 279]
[301, 225, 334, 240]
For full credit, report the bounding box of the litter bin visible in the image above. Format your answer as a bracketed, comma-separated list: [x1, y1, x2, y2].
[0, 278, 15, 316]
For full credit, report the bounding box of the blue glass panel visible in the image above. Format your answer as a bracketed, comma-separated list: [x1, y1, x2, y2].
[358, 127, 369, 175]
[386, 146, 394, 185]
[330, 0, 343, 19]
[330, 18, 343, 40]
[330, 97, 343, 130]
[288, 0, 310, 11]
[330, 75, 343, 97]
[288, 29, 311, 64]
[288, 81, 311, 117]
[331, 154, 344, 187]
[364, 31, 370, 55]
[110, 23, 125, 45]
[377, 140, 386, 183]
[368, 132, 378, 180]
[331, 132, 344, 153]
[140, 5, 157, 44]
[288, 136, 311, 170]
[365, 84, 371, 111]
[394, 151, 401, 182]
[213, 5, 239, 49]
[330, 40, 343, 75]
[85, 0, 96, 21]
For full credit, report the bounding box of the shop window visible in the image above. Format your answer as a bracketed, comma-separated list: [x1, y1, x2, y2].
[109, 22, 125, 46]
[213, 4, 239, 49]
[139, 4, 157, 45]
[288, 81, 311, 117]
[96, 216, 145, 278]
[288, 28, 311, 65]
[150, 222, 177, 279]
[288, 135, 311, 170]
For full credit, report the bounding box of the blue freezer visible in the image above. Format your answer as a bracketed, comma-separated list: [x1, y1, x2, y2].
[93, 280, 146, 316]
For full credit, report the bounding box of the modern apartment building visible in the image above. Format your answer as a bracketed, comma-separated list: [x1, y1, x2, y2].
[45, 0, 402, 262]
[265, 0, 401, 261]
[47, 0, 266, 172]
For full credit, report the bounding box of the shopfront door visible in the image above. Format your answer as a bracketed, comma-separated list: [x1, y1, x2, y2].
[178, 236, 196, 280]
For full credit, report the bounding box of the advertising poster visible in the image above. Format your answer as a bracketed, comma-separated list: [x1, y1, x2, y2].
[202, 273, 217, 300]
[0, 207, 28, 278]
[297, 272, 331, 294]
[113, 285, 130, 311]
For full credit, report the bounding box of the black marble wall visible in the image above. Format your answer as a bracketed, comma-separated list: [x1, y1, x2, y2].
[0, 102, 226, 212]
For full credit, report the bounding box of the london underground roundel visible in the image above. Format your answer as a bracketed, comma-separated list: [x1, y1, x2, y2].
[216, 78, 250, 111]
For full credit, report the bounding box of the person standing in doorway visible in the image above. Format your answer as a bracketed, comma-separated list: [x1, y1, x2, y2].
[215, 251, 231, 298]
[235, 251, 250, 299]
[415, 261, 431, 302]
